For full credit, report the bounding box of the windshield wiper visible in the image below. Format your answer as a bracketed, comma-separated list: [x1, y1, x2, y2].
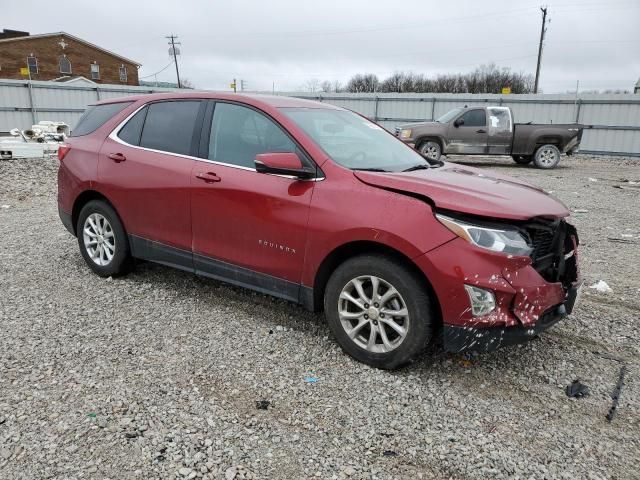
[402, 164, 430, 172]
[352, 168, 389, 172]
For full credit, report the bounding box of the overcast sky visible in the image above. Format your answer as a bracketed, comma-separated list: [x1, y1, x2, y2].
[6, 0, 640, 93]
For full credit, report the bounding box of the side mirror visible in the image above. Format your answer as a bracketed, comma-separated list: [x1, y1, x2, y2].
[255, 152, 315, 179]
[454, 118, 464, 127]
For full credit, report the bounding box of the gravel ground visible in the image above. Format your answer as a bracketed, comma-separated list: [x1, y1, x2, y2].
[0, 154, 638, 479]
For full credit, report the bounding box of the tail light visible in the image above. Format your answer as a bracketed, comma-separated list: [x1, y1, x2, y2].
[58, 145, 71, 162]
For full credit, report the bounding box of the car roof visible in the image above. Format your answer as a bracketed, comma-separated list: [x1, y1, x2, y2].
[93, 92, 342, 110]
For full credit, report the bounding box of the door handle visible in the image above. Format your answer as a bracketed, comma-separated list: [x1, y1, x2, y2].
[195, 172, 221, 183]
[476, 129, 487, 134]
[108, 152, 126, 163]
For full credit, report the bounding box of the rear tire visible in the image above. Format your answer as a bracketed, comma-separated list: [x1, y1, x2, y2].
[76, 200, 132, 277]
[533, 144, 561, 169]
[324, 254, 435, 370]
[511, 155, 532, 165]
[418, 140, 442, 161]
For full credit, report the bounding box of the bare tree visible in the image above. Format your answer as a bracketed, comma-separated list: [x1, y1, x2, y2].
[320, 80, 332, 93]
[346, 73, 379, 93]
[303, 78, 322, 92]
[180, 78, 195, 89]
[349, 65, 534, 94]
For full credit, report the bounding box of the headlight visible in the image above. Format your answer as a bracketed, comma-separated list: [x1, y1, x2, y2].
[399, 129, 412, 139]
[436, 214, 532, 256]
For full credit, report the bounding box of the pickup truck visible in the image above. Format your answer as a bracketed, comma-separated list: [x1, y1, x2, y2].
[396, 106, 583, 169]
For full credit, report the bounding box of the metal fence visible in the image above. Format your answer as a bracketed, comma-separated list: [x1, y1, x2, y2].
[284, 92, 640, 157]
[1, 79, 638, 156]
[0, 79, 179, 135]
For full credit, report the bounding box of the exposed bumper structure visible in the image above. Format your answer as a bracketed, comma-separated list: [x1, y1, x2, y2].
[443, 282, 581, 353]
[415, 219, 580, 353]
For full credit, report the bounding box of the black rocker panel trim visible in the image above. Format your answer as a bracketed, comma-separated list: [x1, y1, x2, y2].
[128, 235, 314, 308]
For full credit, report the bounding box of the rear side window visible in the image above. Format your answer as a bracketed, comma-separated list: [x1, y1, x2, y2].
[139, 101, 201, 156]
[72, 102, 132, 136]
[117, 106, 148, 146]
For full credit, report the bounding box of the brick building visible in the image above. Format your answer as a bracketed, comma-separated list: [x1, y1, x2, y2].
[0, 29, 141, 85]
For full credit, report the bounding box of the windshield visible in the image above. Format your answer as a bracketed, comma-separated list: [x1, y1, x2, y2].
[435, 108, 463, 123]
[281, 108, 428, 172]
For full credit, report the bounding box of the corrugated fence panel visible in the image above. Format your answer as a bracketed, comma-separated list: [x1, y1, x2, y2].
[1, 82, 638, 156]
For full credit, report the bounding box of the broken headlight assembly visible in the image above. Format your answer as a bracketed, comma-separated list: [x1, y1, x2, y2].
[436, 214, 533, 256]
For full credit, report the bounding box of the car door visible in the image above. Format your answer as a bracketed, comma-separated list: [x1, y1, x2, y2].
[486, 107, 514, 154]
[447, 108, 488, 154]
[190, 101, 317, 302]
[99, 99, 205, 268]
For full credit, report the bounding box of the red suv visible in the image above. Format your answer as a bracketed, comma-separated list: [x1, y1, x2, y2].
[58, 93, 581, 369]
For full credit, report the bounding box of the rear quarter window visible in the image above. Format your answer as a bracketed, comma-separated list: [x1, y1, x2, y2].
[72, 102, 133, 136]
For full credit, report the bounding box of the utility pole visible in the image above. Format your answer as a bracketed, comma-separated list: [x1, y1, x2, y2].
[240, 79, 247, 91]
[166, 34, 182, 88]
[534, 6, 548, 94]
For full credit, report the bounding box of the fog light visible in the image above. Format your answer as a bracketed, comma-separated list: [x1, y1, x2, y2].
[464, 285, 496, 317]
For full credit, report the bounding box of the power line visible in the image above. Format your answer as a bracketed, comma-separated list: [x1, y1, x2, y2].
[534, 6, 548, 94]
[166, 34, 182, 88]
[139, 60, 175, 79]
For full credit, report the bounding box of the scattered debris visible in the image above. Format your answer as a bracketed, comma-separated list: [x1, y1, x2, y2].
[613, 179, 640, 190]
[86, 412, 97, 418]
[0, 122, 68, 160]
[304, 376, 319, 384]
[566, 380, 590, 398]
[606, 366, 627, 423]
[607, 237, 639, 245]
[589, 280, 613, 293]
[592, 351, 625, 363]
[383, 450, 398, 457]
[573, 209, 589, 213]
[255, 400, 271, 410]
[1, 205, 10, 209]
[588, 177, 598, 182]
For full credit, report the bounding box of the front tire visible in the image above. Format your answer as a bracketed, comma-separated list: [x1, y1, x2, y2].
[76, 200, 132, 277]
[418, 140, 442, 161]
[533, 144, 561, 169]
[324, 255, 435, 370]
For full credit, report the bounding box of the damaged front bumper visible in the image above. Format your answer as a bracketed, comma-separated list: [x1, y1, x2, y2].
[415, 218, 580, 354]
[443, 282, 581, 353]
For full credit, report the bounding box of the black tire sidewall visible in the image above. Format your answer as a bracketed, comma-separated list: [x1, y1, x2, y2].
[76, 200, 131, 277]
[324, 255, 434, 370]
[534, 144, 561, 169]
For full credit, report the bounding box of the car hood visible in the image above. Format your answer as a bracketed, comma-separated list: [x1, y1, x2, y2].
[353, 163, 569, 220]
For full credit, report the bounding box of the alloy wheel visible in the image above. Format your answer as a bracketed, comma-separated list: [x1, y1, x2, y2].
[538, 147, 558, 167]
[338, 275, 410, 353]
[420, 142, 441, 160]
[83, 213, 116, 266]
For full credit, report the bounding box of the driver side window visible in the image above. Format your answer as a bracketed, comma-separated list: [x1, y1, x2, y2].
[208, 103, 296, 168]
[459, 109, 486, 127]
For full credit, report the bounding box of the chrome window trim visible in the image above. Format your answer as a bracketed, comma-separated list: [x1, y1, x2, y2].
[108, 102, 324, 181]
